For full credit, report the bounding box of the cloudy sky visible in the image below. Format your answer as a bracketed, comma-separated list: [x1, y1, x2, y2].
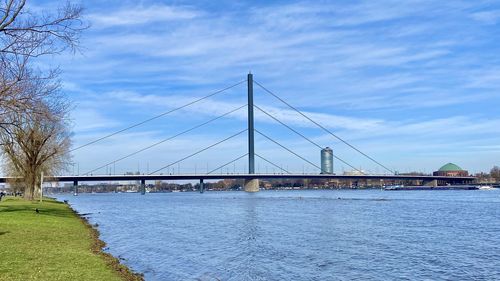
[33, 0, 500, 175]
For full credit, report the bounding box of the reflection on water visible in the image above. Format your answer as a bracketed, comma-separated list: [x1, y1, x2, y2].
[57, 190, 500, 281]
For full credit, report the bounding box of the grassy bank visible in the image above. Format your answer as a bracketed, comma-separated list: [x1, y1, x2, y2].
[0, 196, 143, 281]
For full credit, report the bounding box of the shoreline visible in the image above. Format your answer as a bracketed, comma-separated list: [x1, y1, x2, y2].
[65, 200, 144, 281]
[0, 196, 144, 281]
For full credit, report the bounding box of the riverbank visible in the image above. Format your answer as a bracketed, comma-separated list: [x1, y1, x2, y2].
[0, 196, 143, 281]
[54, 190, 500, 280]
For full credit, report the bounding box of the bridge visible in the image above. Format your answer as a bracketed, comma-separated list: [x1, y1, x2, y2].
[0, 73, 476, 193]
[0, 174, 473, 194]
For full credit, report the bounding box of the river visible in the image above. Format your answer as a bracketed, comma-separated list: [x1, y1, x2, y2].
[56, 189, 500, 280]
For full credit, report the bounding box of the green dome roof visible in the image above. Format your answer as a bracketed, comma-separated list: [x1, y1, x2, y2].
[438, 163, 463, 171]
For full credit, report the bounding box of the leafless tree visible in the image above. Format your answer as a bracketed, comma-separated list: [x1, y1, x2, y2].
[0, 1, 84, 198]
[0, 0, 85, 138]
[1, 78, 71, 200]
[491, 166, 500, 182]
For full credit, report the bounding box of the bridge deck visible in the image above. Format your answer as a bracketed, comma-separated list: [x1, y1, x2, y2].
[0, 174, 475, 183]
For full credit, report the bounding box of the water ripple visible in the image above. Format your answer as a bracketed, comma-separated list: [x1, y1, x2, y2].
[58, 189, 500, 280]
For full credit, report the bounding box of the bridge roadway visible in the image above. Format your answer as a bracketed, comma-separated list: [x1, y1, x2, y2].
[0, 174, 475, 184]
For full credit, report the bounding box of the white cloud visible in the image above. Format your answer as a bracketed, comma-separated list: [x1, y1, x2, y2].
[465, 68, 500, 89]
[470, 10, 500, 24]
[88, 5, 200, 27]
[71, 108, 122, 133]
[98, 89, 386, 132]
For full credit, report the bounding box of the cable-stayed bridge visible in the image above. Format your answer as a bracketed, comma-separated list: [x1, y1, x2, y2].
[0, 74, 475, 192]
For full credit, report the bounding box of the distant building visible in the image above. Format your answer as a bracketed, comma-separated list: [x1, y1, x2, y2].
[320, 147, 333, 174]
[433, 163, 468, 177]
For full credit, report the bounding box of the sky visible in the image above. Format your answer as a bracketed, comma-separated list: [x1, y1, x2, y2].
[30, 0, 500, 175]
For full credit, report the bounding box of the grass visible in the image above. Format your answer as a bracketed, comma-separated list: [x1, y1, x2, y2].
[0, 196, 143, 281]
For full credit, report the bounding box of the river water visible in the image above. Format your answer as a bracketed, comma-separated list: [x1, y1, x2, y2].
[56, 189, 500, 280]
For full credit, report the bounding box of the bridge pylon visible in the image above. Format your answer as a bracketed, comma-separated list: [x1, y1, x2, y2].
[245, 72, 259, 192]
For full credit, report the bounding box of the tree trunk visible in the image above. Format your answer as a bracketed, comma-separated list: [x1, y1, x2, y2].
[23, 173, 38, 200]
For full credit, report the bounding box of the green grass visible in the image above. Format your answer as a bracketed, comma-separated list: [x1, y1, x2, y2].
[0, 196, 142, 281]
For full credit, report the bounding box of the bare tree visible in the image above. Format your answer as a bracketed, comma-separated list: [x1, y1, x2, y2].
[1, 79, 71, 200]
[0, 1, 84, 198]
[491, 166, 500, 182]
[0, 0, 85, 138]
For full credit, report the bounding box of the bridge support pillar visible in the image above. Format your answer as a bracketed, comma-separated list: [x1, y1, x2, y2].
[424, 179, 438, 187]
[246, 73, 259, 193]
[244, 179, 259, 192]
[247, 73, 255, 175]
[140, 179, 146, 195]
[200, 179, 204, 193]
[73, 180, 78, 196]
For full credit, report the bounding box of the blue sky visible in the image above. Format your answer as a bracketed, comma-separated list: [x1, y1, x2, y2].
[32, 0, 500, 175]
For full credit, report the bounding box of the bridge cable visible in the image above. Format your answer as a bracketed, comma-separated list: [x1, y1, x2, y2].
[207, 153, 248, 174]
[253, 80, 394, 174]
[254, 153, 291, 174]
[71, 79, 246, 153]
[254, 104, 365, 175]
[255, 129, 322, 172]
[84, 104, 247, 175]
[150, 129, 248, 174]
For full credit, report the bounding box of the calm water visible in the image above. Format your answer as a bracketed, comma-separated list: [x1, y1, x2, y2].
[56, 189, 500, 281]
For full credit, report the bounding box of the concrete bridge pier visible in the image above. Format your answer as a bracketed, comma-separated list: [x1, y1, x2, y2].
[424, 179, 438, 187]
[244, 179, 259, 192]
[73, 180, 78, 196]
[199, 179, 204, 193]
[140, 179, 146, 195]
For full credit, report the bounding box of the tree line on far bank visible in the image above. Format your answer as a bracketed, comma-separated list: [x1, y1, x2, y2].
[476, 166, 500, 183]
[1, 0, 86, 200]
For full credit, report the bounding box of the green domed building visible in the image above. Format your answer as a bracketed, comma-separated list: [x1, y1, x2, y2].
[433, 163, 468, 177]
